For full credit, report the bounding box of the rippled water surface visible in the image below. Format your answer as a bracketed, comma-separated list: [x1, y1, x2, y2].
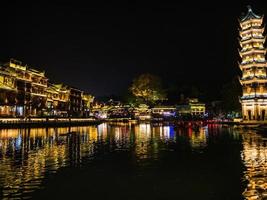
[0, 123, 265, 199]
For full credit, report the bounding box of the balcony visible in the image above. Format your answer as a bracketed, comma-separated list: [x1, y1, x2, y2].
[241, 59, 266, 66]
[241, 35, 265, 42]
[241, 76, 267, 85]
[31, 92, 47, 98]
[32, 81, 47, 87]
[240, 28, 264, 37]
[241, 94, 267, 100]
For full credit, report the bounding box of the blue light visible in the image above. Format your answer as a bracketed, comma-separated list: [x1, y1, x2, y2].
[15, 134, 22, 150]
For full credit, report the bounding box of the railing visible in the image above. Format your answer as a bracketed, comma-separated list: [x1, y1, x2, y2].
[241, 95, 267, 100]
[31, 82, 47, 87]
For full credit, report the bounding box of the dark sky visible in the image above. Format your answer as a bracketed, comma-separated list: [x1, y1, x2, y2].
[1, 1, 267, 98]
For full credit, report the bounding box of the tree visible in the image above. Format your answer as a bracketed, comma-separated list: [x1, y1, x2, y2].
[221, 77, 242, 113]
[129, 73, 166, 104]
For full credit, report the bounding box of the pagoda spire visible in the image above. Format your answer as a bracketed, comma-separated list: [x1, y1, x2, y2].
[241, 5, 262, 22]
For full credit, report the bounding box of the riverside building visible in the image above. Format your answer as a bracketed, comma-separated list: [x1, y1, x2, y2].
[0, 59, 94, 117]
[176, 98, 206, 117]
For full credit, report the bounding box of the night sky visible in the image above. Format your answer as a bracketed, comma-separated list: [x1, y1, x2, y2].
[1, 1, 267, 99]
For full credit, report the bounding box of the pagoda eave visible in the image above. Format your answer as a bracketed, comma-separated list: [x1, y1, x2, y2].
[240, 28, 265, 36]
[241, 79, 267, 85]
[241, 96, 267, 101]
[240, 37, 265, 44]
[240, 18, 263, 27]
[240, 62, 267, 69]
[240, 40, 265, 48]
[240, 49, 267, 57]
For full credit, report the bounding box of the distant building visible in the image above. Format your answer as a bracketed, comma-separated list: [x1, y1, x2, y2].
[0, 64, 17, 116]
[176, 98, 205, 117]
[46, 83, 70, 116]
[68, 87, 83, 117]
[91, 99, 133, 119]
[3, 59, 48, 116]
[91, 104, 108, 119]
[151, 105, 176, 119]
[82, 94, 94, 117]
[134, 104, 151, 120]
[239, 6, 267, 121]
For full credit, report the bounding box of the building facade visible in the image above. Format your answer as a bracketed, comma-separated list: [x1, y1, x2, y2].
[82, 93, 95, 117]
[239, 6, 267, 121]
[46, 84, 70, 116]
[177, 98, 205, 117]
[151, 106, 176, 119]
[0, 65, 17, 116]
[0, 59, 94, 117]
[68, 87, 83, 117]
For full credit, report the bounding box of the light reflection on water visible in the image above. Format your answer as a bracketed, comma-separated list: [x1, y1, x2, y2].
[0, 123, 265, 199]
[0, 123, 210, 199]
[241, 131, 267, 199]
[0, 126, 100, 199]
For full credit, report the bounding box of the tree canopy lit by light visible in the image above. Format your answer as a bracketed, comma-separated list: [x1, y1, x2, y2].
[130, 73, 166, 104]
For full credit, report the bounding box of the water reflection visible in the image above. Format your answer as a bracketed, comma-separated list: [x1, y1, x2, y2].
[0, 123, 244, 199]
[0, 126, 101, 199]
[241, 131, 267, 199]
[188, 127, 208, 149]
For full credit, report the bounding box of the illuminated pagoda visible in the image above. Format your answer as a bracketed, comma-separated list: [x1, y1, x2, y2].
[239, 6, 267, 121]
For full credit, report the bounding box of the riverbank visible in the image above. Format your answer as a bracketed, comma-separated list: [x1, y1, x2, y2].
[1, 117, 267, 130]
[213, 121, 267, 127]
[0, 118, 103, 128]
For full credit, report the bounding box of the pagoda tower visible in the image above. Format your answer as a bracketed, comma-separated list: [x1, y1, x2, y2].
[239, 6, 267, 121]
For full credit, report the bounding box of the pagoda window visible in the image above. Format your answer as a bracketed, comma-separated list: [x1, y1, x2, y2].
[260, 86, 264, 93]
[255, 55, 263, 61]
[252, 23, 260, 27]
[243, 35, 249, 40]
[0, 76, 4, 84]
[254, 43, 263, 48]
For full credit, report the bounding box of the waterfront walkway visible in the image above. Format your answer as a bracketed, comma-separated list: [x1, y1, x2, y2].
[0, 118, 102, 128]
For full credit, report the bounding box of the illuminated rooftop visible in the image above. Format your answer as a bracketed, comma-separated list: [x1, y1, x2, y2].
[241, 5, 262, 22]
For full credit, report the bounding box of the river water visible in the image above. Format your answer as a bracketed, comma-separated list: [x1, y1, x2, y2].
[0, 123, 265, 199]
